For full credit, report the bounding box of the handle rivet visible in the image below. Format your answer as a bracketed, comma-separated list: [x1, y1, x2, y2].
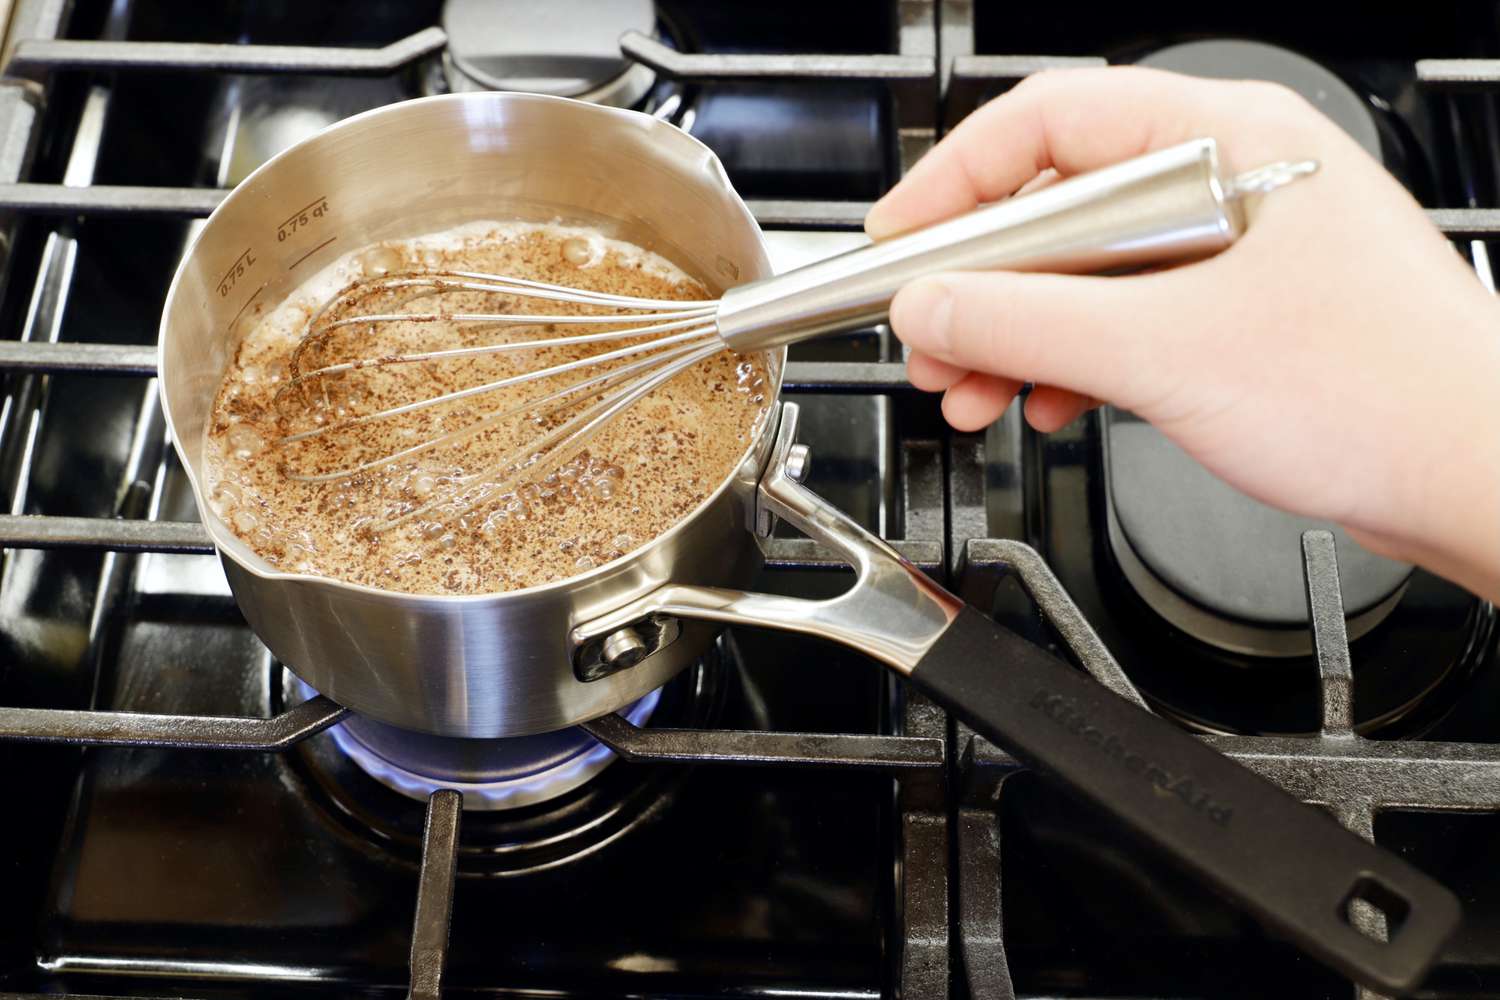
[601, 627, 649, 670]
[785, 444, 812, 483]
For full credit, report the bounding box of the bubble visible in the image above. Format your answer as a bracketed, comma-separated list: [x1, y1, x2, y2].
[232, 509, 259, 534]
[438, 533, 457, 550]
[574, 554, 596, 570]
[612, 533, 633, 550]
[413, 474, 436, 497]
[211, 480, 243, 506]
[227, 425, 266, 459]
[241, 365, 262, 384]
[561, 236, 602, 268]
[358, 245, 404, 276]
[421, 521, 444, 539]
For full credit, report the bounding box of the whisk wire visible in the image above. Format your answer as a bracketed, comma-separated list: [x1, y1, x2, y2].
[287, 312, 718, 385]
[307, 272, 715, 327]
[273, 266, 733, 532]
[372, 341, 723, 532]
[279, 325, 719, 444]
[283, 337, 717, 483]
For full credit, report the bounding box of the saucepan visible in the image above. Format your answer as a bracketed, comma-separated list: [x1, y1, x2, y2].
[159, 92, 1456, 994]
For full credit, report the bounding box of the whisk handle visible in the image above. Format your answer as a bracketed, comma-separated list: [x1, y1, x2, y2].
[715, 137, 1313, 353]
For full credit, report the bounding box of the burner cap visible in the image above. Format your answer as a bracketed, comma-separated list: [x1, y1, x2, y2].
[1139, 39, 1382, 161]
[441, 0, 658, 107]
[1104, 412, 1411, 656]
[290, 675, 659, 810]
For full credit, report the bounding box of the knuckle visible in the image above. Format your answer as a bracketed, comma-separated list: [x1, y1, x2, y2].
[1246, 79, 1309, 110]
[1236, 79, 1321, 126]
[1010, 64, 1109, 98]
[1008, 68, 1060, 98]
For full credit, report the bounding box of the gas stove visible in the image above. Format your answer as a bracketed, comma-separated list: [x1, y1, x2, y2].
[0, 3, 1497, 999]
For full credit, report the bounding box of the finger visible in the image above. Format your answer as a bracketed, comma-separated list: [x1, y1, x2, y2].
[905, 349, 969, 392]
[1014, 167, 1062, 197]
[866, 66, 1248, 239]
[1023, 385, 1098, 431]
[941, 371, 1024, 432]
[888, 270, 1181, 410]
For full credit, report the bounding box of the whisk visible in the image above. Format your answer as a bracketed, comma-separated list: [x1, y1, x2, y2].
[272, 140, 1317, 529]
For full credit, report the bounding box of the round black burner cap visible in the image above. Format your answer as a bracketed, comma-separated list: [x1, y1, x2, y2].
[1105, 413, 1412, 630]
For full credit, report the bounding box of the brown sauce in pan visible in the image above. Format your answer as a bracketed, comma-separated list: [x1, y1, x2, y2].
[204, 221, 771, 594]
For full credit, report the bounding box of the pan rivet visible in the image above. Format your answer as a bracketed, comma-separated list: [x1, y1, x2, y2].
[601, 627, 649, 670]
[785, 444, 811, 483]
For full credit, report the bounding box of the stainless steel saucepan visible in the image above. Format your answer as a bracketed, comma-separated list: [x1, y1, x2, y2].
[159, 92, 1457, 994]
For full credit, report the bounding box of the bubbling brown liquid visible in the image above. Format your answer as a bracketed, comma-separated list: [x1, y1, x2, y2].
[203, 222, 771, 594]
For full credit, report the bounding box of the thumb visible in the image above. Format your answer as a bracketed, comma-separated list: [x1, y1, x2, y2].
[888, 270, 1185, 412]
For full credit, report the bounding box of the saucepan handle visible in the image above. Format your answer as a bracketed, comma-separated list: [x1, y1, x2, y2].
[911, 606, 1457, 996]
[571, 404, 1459, 995]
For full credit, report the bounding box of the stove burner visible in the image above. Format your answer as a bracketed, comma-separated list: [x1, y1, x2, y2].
[441, 0, 659, 107]
[1103, 413, 1411, 657]
[287, 676, 660, 810]
[285, 638, 732, 875]
[1022, 420, 1495, 736]
[1105, 41, 1404, 657]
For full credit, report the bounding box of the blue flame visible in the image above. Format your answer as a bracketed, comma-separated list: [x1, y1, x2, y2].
[290, 677, 661, 810]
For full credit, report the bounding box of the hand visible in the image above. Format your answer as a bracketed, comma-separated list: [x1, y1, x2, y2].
[867, 67, 1500, 602]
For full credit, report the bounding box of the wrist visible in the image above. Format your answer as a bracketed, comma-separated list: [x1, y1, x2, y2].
[1407, 334, 1500, 602]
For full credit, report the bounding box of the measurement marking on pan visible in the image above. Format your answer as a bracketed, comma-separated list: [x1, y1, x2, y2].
[277, 195, 329, 242]
[216, 248, 256, 299]
[226, 282, 267, 334]
[288, 236, 338, 272]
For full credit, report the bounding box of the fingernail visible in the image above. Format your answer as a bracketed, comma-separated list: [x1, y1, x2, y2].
[891, 278, 954, 358]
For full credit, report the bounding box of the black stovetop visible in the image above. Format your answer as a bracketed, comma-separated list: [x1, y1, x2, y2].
[1, 3, 1498, 999]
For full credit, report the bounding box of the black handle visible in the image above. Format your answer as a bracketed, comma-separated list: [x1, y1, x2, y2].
[912, 607, 1460, 996]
